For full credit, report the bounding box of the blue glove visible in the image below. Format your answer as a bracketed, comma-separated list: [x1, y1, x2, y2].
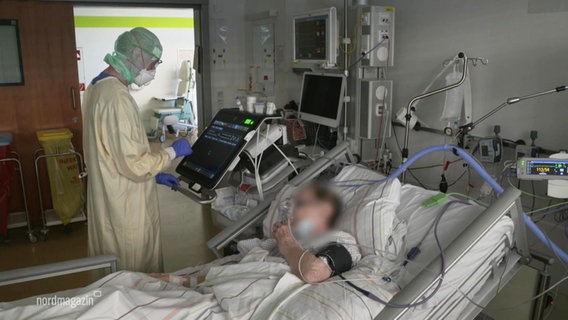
[156, 173, 180, 189]
[172, 139, 192, 158]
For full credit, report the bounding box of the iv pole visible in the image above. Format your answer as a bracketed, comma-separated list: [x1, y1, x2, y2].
[342, 0, 349, 141]
[456, 85, 568, 147]
[401, 52, 469, 182]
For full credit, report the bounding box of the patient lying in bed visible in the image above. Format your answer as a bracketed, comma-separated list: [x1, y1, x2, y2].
[152, 183, 361, 286]
[0, 168, 398, 319]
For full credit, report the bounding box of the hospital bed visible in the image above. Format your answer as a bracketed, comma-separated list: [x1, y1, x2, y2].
[0, 141, 533, 319]
[205, 141, 530, 319]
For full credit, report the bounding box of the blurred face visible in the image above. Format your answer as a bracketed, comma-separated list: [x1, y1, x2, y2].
[291, 186, 334, 236]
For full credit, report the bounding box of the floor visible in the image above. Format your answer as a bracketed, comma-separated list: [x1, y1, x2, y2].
[154, 138, 219, 272]
[0, 139, 217, 302]
[482, 265, 568, 320]
[0, 224, 94, 301]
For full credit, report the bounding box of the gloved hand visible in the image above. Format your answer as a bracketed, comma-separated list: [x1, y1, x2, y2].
[172, 138, 192, 158]
[156, 173, 180, 189]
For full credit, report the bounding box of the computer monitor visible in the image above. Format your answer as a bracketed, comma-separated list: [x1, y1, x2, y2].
[176, 109, 264, 190]
[292, 7, 338, 66]
[298, 72, 346, 128]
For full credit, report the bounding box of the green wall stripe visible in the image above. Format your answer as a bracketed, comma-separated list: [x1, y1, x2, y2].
[74, 16, 194, 28]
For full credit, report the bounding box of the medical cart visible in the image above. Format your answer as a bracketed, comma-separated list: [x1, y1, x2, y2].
[0, 132, 35, 243]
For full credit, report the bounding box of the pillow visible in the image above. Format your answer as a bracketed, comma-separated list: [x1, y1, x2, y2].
[331, 165, 402, 256]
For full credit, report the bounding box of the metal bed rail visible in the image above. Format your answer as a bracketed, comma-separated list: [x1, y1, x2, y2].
[430, 236, 519, 319]
[459, 251, 524, 319]
[0, 255, 117, 287]
[376, 187, 530, 320]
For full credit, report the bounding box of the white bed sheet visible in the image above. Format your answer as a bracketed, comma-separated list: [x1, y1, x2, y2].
[0, 248, 395, 320]
[391, 185, 514, 319]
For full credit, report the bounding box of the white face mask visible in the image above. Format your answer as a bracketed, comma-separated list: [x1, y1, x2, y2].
[292, 219, 316, 240]
[278, 199, 317, 240]
[134, 69, 156, 86]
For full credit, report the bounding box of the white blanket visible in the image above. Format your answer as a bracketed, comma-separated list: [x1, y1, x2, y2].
[0, 248, 395, 320]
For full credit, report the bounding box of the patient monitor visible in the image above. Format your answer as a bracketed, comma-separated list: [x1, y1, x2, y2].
[176, 109, 265, 191]
[298, 72, 346, 128]
[292, 7, 338, 67]
[176, 109, 295, 196]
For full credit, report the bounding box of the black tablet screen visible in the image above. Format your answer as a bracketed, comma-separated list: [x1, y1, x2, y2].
[176, 109, 263, 189]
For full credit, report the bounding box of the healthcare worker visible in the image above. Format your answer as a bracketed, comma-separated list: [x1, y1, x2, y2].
[82, 27, 192, 272]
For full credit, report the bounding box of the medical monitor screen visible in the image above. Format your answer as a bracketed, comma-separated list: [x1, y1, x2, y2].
[298, 73, 345, 127]
[528, 160, 568, 177]
[176, 109, 263, 189]
[294, 15, 327, 61]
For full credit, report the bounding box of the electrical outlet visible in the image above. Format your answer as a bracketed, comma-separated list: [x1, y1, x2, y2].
[378, 12, 390, 25]
[360, 6, 395, 67]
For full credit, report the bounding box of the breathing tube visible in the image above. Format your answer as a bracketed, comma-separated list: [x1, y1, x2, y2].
[381, 144, 568, 264]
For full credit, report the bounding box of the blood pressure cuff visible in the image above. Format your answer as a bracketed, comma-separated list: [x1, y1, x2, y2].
[315, 242, 352, 276]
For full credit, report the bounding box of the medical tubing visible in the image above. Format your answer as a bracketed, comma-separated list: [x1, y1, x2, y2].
[532, 203, 568, 219]
[381, 144, 568, 265]
[261, 133, 299, 174]
[526, 201, 568, 215]
[340, 204, 446, 308]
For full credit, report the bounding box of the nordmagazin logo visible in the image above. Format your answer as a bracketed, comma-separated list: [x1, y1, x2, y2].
[36, 290, 101, 309]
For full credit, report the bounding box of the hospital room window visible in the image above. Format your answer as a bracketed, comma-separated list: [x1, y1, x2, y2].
[73, 5, 198, 134]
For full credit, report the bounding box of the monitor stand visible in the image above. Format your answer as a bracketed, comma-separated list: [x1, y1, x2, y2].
[174, 176, 217, 205]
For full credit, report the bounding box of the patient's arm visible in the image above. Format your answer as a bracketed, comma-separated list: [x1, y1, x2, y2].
[273, 222, 332, 283]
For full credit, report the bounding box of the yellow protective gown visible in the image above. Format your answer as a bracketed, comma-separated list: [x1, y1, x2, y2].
[82, 77, 171, 272]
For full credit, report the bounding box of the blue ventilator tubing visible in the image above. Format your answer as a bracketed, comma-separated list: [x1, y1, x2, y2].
[385, 144, 568, 264]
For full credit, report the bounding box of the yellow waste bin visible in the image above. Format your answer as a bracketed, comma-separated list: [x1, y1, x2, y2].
[37, 129, 85, 225]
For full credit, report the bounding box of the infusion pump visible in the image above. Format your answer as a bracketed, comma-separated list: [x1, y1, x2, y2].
[517, 158, 568, 180]
[517, 156, 568, 198]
